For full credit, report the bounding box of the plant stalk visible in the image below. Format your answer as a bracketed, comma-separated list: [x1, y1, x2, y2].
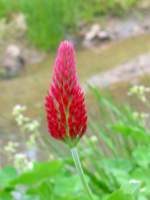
[71, 147, 94, 200]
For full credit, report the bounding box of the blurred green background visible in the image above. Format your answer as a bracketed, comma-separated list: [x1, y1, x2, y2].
[0, 0, 140, 50]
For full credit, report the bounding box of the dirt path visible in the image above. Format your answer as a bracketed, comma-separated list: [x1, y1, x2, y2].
[86, 52, 150, 88]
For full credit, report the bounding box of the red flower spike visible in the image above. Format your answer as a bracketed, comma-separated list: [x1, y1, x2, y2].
[45, 41, 87, 146]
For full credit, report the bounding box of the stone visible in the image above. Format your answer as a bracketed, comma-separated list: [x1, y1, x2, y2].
[83, 23, 111, 48]
[97, 30, 111, 41]
[3, 44, 25, 77]
[84, 24, 101, 41]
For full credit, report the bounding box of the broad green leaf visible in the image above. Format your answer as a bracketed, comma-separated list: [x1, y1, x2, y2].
[132, 146, 150, 168]
[54, 175, 82, 197]
[26, 181, 52, 200]
[11, 160, 63, 185]
[131, 168, 150, 195]
[26, 177, 93, 200]
[106, 189, 135, 200]
[0, 191, 13, 200]
[0, 166, 17, 188]
[138, 195, 148, 200]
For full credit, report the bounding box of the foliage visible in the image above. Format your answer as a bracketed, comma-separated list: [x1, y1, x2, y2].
[80, 86, 150, 199]
[0, 160, 94, 200]
[0, 0, 138, 50]
[1, 85, 150, 199]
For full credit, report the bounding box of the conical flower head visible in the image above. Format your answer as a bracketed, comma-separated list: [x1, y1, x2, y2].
[45, 41, 87, 146]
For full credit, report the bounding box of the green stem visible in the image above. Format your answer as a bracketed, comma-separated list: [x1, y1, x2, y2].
[71, 147, 94, 200]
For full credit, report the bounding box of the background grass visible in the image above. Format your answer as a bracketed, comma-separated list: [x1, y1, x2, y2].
[0, 0, 139, 50]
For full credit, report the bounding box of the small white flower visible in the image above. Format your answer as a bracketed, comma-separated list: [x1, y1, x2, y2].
[49, 154, 54, 160]
[133, 112, 149, 120]
[128, 85, 150, 103]
[4, 141, 19, 153]
[128, 85, 150, 96]
[132, 112, 139, 119]
[90, 136, 98, 142]
[129, 179, 141, 184]
[14, 153, 31, 171]
[24, 120, 39, 132]
[27, 133, 37, 148]
[12, 104, 26, 116]
[141, 113, 149, 119]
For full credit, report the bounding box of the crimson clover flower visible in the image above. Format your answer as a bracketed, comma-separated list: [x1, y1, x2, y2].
[45, 41, 87, 146]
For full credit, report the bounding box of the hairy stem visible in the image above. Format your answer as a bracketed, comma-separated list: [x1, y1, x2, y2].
[71, 147, 94, 200]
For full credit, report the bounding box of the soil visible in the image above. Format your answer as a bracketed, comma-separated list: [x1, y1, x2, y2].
[86, 52, 150, 89]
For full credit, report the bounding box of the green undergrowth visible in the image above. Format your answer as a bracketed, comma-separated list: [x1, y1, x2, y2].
[1, 86, 150, 199]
